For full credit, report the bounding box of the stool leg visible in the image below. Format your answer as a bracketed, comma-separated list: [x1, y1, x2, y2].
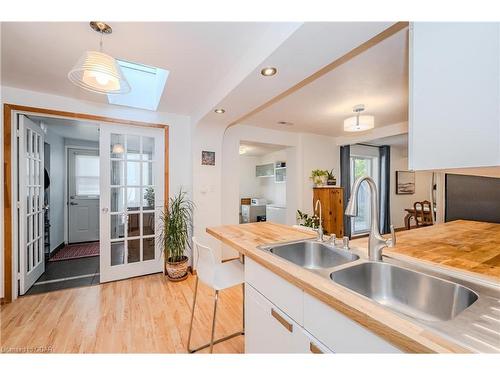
[187, 276, 199, 353]
[242, 283, 245, 331]
[209, 290, 219, 353]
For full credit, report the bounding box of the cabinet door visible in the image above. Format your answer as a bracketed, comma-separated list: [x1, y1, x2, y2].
[245, 284, 308, 353]
[409, 22, 500, 170]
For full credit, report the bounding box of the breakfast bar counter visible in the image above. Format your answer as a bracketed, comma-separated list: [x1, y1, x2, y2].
[207, 221, 500, 353]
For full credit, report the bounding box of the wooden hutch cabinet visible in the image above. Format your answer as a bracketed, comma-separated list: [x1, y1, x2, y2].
[312, 187, 344, 237]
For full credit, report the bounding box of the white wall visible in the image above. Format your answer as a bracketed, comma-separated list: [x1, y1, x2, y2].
[238, 155, 260, 200]
[299, 133, 340, 215]
[257, 149, 287, 206]
[1, 85, 192, 299]
[390, 146, 433, 228]
[44, 127, 65, 252]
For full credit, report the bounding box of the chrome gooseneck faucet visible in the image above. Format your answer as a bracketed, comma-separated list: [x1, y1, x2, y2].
[314, 199, 324, 242]
[345, 176, 396, 261]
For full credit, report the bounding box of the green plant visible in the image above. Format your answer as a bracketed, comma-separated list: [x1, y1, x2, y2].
[326, 169, 336, 180]
[296, 210, 320, 229]
[144, 187, 155, 208]
[158, 189, 194, 262]
[310, 169, 328, 180]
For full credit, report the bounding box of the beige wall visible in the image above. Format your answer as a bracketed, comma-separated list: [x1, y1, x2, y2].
[390, 146, 433, 228]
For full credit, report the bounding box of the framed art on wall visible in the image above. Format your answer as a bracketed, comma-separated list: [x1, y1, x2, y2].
[201, 150, 215, 166]
[396, 170, 415, 194]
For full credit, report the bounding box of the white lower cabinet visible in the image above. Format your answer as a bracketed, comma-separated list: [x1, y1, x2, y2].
[245, 258, 401, 353]
[245, 283, 331, 353]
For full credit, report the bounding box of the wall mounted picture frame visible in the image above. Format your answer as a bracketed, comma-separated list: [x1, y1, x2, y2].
[201, 150, 215, 166]
[396, 170, 415, 194]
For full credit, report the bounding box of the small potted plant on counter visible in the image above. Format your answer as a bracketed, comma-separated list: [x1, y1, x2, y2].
[296, 210, 320, 229]
[326, 169, 336, 186]
[158, 189, 194, 282]
[310, 169, 328, 187]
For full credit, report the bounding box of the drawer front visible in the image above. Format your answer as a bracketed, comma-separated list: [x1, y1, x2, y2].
[245, 257, 303, 324]
[245, 284, 307, 353]
[303, 292, 401, 353]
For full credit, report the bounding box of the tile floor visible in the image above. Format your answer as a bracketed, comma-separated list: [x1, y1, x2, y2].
[26, 256, 100, 295]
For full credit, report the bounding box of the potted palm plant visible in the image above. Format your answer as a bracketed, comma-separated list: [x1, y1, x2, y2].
[158, 189, 194, 281]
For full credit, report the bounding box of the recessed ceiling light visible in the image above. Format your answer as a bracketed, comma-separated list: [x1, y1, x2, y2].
[277, 121, 293, 126]
[261, 67, 277, 77]
[214, 108, 225, 114]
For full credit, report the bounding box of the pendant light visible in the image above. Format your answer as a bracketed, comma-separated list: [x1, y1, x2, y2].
[343, 104, 375, 132]
[68, 22, 131, 94]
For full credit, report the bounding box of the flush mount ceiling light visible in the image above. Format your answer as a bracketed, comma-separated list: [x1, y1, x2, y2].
[68, 22, 131, 94]
[214, 108, 226, 114]
[261, 67, 277, 76]
[239, 145, 248, 155]
[343, 104, 375, 132]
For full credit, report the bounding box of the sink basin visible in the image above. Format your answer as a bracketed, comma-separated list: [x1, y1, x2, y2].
[331, 262, 478, 322]
[266, 240, 359, 269]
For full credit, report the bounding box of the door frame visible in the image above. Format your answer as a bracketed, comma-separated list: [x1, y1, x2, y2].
[2, 103, 169, 303]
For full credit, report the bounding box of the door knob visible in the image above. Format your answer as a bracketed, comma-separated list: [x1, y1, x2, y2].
[70, 202, 78, 206]
[102, 207, 109, 213]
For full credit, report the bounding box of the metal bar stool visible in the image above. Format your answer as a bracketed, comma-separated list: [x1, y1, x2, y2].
[187, 237, 244, 353]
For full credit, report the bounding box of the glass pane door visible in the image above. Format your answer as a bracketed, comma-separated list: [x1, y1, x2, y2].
[100, 124, 164, 283]
[18, 115, 45, 295]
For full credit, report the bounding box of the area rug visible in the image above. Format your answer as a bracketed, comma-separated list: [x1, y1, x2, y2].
[49, 242, 100, 262]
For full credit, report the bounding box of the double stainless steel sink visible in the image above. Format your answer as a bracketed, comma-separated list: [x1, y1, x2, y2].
[258, 239, 500, 352]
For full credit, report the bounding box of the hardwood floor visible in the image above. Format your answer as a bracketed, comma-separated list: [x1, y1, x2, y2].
[0, 273, 244, 353]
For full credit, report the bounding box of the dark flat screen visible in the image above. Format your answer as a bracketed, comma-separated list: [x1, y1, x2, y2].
[445, 174, 500, 223]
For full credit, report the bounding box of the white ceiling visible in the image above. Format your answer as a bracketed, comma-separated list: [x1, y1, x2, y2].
[29, 115, 99, 141]
[240, 141, 287, 157]
[1, 22, 299, 116]
[241, 28, 409, 137]
[366, 133, 408, 149]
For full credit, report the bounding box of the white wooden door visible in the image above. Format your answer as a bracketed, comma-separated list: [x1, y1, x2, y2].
[99, 124, 165, 283]
[19, 115, 45, 295]
[68, 148, 100, 243]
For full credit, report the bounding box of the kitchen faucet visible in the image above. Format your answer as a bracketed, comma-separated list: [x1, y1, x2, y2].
[345, 176, 396, 261]
[314, 199, 324, 242]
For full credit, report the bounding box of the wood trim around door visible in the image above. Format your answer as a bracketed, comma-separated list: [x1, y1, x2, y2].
[2, 103, 170, 303]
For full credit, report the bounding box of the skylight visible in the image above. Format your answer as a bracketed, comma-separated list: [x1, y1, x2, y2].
[107, 59, 169, 111]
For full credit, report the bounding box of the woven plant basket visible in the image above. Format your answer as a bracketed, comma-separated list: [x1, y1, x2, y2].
[165, 256, 189, 281]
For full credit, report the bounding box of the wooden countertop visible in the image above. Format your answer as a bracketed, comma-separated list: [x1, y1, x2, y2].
[206, 221, 500, 353]
[384, 220, 500, 282]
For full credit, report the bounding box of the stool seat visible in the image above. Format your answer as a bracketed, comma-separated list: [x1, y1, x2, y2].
[213, 260, 244, 291]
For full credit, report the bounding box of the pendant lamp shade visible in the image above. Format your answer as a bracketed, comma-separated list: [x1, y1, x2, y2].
[343, 115, 375, 132]
[68, 51, 131, 94]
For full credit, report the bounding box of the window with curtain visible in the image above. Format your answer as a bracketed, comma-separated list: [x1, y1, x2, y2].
[75, 154, 100, 196]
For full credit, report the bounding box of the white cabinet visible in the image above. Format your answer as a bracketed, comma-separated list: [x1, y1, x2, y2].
[245, 257, 303, 324]
[245, 257, 400, 353]
[409, 22, 500, 170]
[303, 293, 401, 353]
[245, 284, 306, 353]
[255, 163, 274, 177]
[245, 284, 332, 353]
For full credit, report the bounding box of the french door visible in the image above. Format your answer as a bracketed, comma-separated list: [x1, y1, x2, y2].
[18, 115, 45, 294]
[99, 124, 165, 283]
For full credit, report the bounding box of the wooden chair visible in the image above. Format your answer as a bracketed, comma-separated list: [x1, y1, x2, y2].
[413, 200, 433, 227]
